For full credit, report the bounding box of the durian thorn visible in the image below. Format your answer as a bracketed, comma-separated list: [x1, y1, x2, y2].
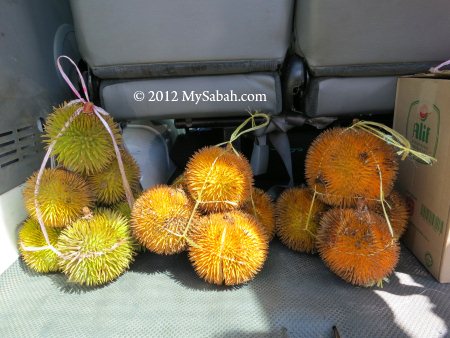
[216, 111, 270, 149]
[33, 105, 84, 257]
[377, 165, 394, 238]
[304, 187, 318, 232]
[349, 120, 436, 164]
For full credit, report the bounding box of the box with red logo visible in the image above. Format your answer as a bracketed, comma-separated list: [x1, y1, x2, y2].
[393, 72, 450, 282]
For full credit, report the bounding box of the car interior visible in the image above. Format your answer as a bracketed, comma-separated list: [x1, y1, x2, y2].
[1, 1, 450, 337]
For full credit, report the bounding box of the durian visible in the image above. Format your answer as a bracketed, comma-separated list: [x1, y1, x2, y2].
[317, 208, 400, 287]
[188, 210, 268, 286]
[56, 210, 134, 286]
[242, 188, 276, 241]
[95, 202, 146, 253]
[185, 146, 253, 213]
[275, 187, 326, 253]
[87, 150, 141, 205]
[23, 168, 93, 228]
[18, 218, 60, 273]
[373, 191, 409, 239]
[44, 102, 122, 174]
[305, 128, 398, 207]
[131, 185, 197, 255]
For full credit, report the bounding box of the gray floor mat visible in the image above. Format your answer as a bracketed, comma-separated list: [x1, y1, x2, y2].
[1, 240, 449, 338]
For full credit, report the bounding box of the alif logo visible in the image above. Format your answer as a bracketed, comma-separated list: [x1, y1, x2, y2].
[406, 101, 440, 158]
[419, 105, 432, 122]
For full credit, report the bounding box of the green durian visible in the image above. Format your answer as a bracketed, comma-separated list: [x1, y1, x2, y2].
[18, 218, 60, 273]
[87, 150, 140, 205]
[96, 201, 146, 253]
[23, 168, 93, 228]
[56, 210, 134, 286]
[44, 102, 122, 174]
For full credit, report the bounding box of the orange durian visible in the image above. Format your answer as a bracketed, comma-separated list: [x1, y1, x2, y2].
[242, 188, 276, 240]
[317, 208, 400, 286]
[131, 185, 197, 255]
[188, 210, 268, 286]
[305, 128, 398, 207]
[185, 146, 253, 213]
[373, 191, 409, 239]
[275, 187, 326, 253]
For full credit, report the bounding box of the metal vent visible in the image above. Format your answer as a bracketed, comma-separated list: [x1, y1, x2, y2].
[0, 125, 41, 167]
[0, 123, 44, 194]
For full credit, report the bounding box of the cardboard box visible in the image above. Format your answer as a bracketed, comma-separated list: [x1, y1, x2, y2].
[393, 74, 450, 283]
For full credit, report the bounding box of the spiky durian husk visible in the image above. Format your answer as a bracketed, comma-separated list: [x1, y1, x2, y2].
[43, 102, 122, 174]
[188, 211, 268, 286]
[96, 202, 146, 253]
[23, 168, 93, 228]
[131, 185, 197, 255]
[317, 208, 399, 286]
[242, 188, 276, 241]
[275, 187, 326, 253]
[305, 128, 398, 207]
[87, 150, 141, 205]
[185, 146, 253, 213]
[373, 191, 409, 239]
[95, 201, 144, 251]
[18, 218, 60, 273]
[56, 210, 134, 286]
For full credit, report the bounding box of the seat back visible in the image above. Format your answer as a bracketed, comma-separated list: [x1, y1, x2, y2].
[71, 0, 294, 79]
[294, 0, 450, 116]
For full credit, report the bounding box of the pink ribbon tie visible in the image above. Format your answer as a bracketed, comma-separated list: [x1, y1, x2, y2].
[429, 59, 450, 74]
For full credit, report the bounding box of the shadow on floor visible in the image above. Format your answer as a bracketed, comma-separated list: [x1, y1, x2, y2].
[130, 250, 243, 293]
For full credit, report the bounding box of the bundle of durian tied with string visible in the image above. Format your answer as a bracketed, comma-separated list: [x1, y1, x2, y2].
[298, 119, 435, 287]
[131, 111, 275, 286]
[18, 55, 140, 286]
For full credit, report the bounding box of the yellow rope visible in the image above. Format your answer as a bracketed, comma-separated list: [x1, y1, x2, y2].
[349, 120, 437, 164]
[304, 187, 318, 232]
[180, 111, 271, 247]
[216, 111, 270, 154]
[377, 165, 394, 237]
